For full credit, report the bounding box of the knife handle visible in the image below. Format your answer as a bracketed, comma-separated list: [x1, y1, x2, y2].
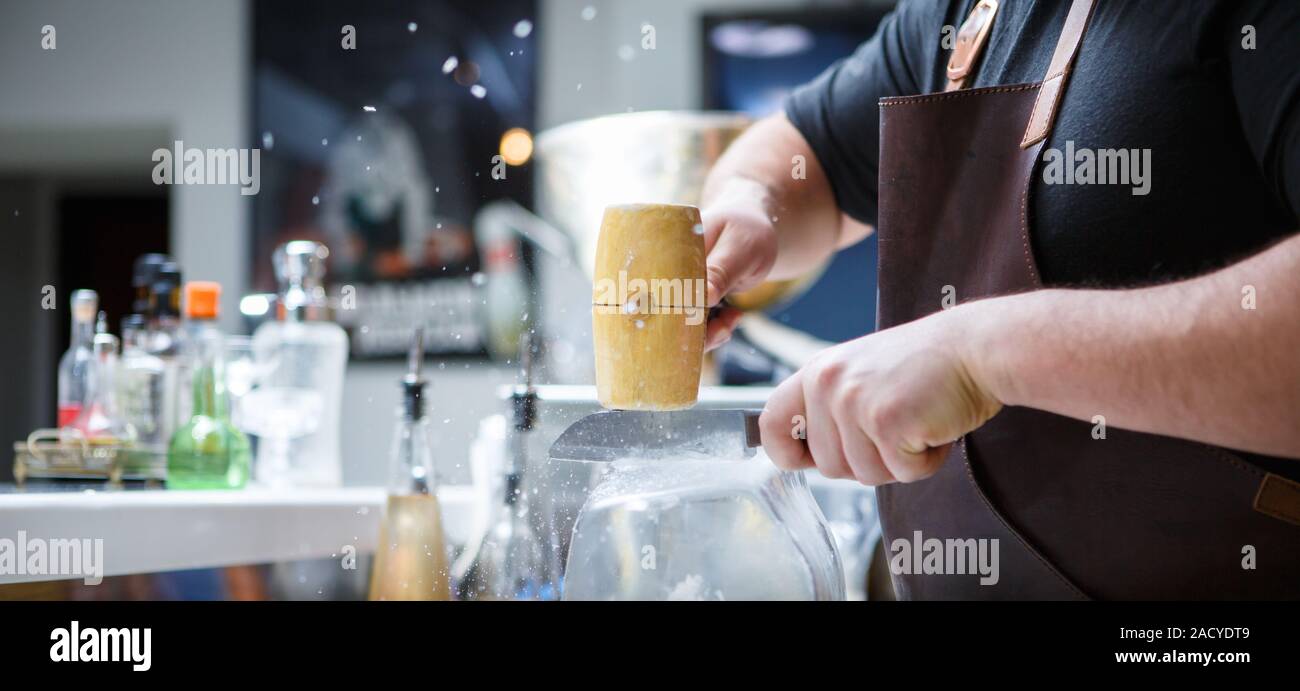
[743, 409, 763, 448]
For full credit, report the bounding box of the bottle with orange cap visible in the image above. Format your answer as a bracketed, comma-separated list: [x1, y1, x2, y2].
[166, 281, 250, 489]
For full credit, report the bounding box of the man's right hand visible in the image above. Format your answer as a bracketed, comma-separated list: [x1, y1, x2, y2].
[697, 113, 861, 350]
[700, 180, 778, 350]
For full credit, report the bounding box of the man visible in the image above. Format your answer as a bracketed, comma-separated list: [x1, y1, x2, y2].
[699, 0, 1300, 598]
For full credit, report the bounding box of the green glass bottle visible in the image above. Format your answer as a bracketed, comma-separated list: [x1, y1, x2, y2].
[167, 282, 250, 490]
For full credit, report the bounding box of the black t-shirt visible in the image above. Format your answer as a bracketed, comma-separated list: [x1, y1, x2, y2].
[787, 0, 1300, 288]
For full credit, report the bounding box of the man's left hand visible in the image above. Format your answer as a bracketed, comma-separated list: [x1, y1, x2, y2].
[759, 304, 1003, 485]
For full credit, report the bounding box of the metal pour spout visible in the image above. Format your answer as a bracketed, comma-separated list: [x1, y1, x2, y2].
[402, 327, 427, 422]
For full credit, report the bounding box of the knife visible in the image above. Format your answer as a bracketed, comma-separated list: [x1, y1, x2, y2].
[549, 409, 763, 463]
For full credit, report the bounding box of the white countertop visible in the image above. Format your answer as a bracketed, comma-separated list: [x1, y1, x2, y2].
[0, 485, 476, 584]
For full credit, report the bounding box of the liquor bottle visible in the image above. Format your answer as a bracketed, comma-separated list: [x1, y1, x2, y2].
[130, 254, 171, 317]
[74, 312, 135, 445]
[369, 329, 451, 601]
[119, 313, 169, 474]
[57, 290, 98, 428]
[146, 262, 184, 358]
[451, 333, 557, 600]
[166, 282, 250, 490]
[249, 241, 348, 487]
[146, 263, 185, 430]
[116, 254, 180, 475]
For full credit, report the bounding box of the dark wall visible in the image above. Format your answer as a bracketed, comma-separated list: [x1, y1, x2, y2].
[0, 177, 58, 482]
[55, 195, 170, 361]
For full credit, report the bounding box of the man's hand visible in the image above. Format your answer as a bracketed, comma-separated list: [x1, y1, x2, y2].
[698, 114, 851, 351]
[760, 304, 1003, 485]
[700, 179, 778, 350]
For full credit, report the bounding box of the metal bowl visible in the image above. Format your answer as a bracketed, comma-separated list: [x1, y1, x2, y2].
[535, 110, 749, 274]
[534, 110, 822, 311]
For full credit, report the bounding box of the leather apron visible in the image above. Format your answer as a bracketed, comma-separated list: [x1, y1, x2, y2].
[874, 0, 1300, 600]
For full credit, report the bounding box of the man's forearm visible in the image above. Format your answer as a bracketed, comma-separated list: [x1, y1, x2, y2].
[966, 232, 1300, 458]
[701, 114, 851, 281]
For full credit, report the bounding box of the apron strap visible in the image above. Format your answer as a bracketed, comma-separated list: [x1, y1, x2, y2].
[944, 0, 999, 92]
[1021, 0, 1097, 148]
[1254, 473, 1300, 527]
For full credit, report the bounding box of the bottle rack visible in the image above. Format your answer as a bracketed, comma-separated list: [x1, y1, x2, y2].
[12, 429, 165, 487]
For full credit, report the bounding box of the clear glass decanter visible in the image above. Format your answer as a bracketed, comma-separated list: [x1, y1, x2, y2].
[249, 241, 348, 487]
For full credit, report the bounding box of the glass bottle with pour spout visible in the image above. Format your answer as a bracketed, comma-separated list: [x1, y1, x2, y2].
[249, 241, 348, 487]
[369, 328, 451, 601]
[451, 334, 558, 600]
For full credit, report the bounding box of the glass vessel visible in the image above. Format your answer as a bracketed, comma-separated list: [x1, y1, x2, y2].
[223, 336, 256, 432]
[369, 329, 450, 601]
[452, 477, 554, 600]
[145, 263, 184, 359]
[563, 452, 845, 601]
[146, 263, 186, 428]
[57, 290, 99, 428]
[166, 282, 251, 490]
[130, 254, 171, 315]
[249, 241, 348, 487]
[451, 335, 558, 600]
[119, 313, 172, 474]
[72, 312, 136, 446]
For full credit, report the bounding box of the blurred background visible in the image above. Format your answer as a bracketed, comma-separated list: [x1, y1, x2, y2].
[0, 0, 894, 600]
[0, 0, 894, 487]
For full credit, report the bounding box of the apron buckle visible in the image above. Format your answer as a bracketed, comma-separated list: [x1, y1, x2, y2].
[945, 0, 999, 91]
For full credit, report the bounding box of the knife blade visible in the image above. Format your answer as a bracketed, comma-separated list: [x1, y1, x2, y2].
[549, 409, 763, 463]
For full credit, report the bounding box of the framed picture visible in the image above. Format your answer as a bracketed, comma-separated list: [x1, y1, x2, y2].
[252, 0, 537, 358]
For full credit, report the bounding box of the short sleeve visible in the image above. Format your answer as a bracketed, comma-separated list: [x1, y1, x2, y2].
[1225, 0, 1300, 221]
[784, 0, 943, 226]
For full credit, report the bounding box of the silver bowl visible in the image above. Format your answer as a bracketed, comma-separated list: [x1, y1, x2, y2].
[534, 110, 753, 278]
